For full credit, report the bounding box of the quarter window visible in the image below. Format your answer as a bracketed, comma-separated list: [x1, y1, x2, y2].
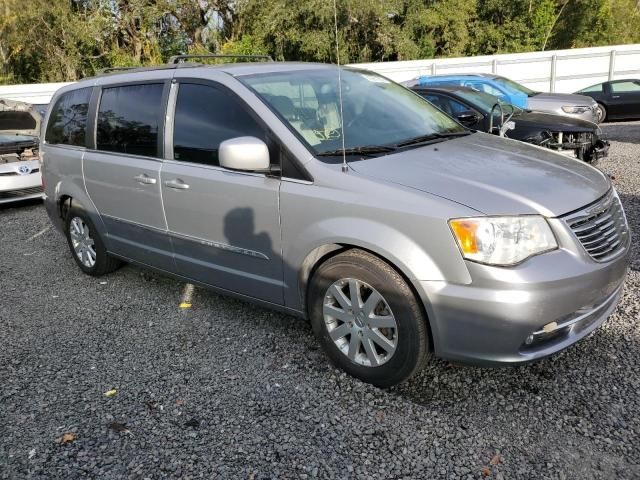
[96, 84, 164, 157]
[45, 88, 91, 146]
[173, 83, 265, 166]
[579, 83, 603, 93]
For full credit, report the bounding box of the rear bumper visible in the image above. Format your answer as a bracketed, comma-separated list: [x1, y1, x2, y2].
[417, 244, 630, 366]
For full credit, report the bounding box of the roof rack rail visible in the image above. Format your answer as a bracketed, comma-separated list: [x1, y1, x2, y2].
[168, 54, 273, 64]
[99, 66, 141, 74]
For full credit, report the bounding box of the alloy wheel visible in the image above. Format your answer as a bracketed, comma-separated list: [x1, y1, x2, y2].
[69, 217, 97, 268]
[323, 278, 398, 367]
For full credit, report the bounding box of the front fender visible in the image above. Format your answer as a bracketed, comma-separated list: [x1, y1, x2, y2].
[284, 216, 472, 312]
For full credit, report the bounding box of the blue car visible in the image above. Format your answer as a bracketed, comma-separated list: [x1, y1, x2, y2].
[415, 74, 530, 108]
[413, 73, 600, 123]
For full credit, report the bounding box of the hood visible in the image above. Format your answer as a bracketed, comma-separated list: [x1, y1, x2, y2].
[528, 92, 597, 109]
[512, 111, 597, 132]
[0, 98, 41, 138]
[349, 132, 610, 217]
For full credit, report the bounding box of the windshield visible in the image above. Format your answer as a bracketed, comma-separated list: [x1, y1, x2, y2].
[492, 76, 537, 97]
[241, 68, 465, 157]
[454, 89, 522, 115]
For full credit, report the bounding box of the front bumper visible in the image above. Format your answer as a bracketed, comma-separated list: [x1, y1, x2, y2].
[0, 170, 43, 204]
[417, 238, 630, 366]
[588, 138, 609, 164]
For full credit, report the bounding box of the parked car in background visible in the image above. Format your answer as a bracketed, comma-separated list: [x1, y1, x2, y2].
[0, 98, 43, 204]
[576, 79, 640, 122]
[408, 74, 600, 123]
[42, 60, 630, 387]
[412, 85, 609, 164]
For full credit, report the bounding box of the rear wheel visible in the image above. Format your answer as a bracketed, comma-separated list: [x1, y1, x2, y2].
[308, 249, 430, 387]
[64, 207, 122, 276]
[595, 103, 607, 123]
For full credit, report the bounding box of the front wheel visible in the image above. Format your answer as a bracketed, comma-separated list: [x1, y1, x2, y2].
[64, 207, 122, 276]
[595, 103, 607, 123]
[308, 249, 431, 387]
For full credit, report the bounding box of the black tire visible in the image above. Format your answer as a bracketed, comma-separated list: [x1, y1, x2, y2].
[64, 207, 122, 276]
[308, 249, 430, 387]
[596, 103, 607, 123]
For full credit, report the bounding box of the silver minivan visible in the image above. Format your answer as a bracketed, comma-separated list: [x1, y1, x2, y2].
[41, 60, 630, 386]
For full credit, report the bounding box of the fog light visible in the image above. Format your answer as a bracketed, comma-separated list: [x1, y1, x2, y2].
[525, 334, 534, 345]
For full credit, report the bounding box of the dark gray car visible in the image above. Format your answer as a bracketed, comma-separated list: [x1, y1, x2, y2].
[41, 61, 631, 386]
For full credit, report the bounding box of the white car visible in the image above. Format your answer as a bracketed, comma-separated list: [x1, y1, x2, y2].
[0, 98, 43, 204]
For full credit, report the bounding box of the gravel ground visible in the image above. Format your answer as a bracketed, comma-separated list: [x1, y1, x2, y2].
[1, 122, 639, 480]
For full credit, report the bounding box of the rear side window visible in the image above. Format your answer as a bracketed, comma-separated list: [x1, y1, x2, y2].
[465, 81, 504, 98]
[611, 81, 640, 93]
[45, 88, 91, 146]
[97, 84, 164, 157]
[173, 83, 264, 166]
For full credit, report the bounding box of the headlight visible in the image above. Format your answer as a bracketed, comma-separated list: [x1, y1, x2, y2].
[562, 105, 591, 114]
[449, 216, 557, 266]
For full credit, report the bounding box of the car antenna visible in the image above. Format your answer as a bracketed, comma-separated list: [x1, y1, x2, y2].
[333, 0, 348, 173]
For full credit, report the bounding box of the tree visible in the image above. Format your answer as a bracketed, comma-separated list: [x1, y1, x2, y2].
[0, 0, 638, 84]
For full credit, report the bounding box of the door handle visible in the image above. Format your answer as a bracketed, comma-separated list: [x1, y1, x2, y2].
[612, 95, 621, 99]
[134, 174, 157, 185]
[164, 179, 190, 190]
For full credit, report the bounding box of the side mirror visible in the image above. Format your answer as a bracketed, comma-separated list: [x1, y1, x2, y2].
[219, 136, 270, 172]
[456, 110, 480, 126]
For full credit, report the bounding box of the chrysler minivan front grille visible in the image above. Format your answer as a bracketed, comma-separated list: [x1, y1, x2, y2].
[563, 190, 629, 262]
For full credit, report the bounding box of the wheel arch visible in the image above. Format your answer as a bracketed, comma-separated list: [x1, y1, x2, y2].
[300, 242, 436, 353]
[51, 181, 106, 237]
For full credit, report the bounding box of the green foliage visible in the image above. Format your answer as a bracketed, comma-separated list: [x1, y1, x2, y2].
[0, 0, 638, 84]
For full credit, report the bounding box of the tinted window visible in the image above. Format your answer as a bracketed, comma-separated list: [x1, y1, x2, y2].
[611, 81, 640, 93]
[97, 84, 163, 157]
[45, 88, 91, 146]
[423, 94, 468, 116]
[173, 83, 264, 166]
[423, 94, 451, 114]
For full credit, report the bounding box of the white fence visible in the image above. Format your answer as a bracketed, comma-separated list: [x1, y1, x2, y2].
[0, 44, 639, 104]
[0, 81, 72, 105]
[353, 44, 640, 94]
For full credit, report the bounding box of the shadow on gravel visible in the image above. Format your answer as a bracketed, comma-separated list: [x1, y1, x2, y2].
[392, 314, 640, 408]
[601, 121, 640, 145]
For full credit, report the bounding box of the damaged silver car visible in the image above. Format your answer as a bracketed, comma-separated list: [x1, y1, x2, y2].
[0, 98, 43, 204]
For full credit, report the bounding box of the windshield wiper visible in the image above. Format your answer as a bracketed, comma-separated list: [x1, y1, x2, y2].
[395, 130, 471, 148]
[316, 145, 397, 157]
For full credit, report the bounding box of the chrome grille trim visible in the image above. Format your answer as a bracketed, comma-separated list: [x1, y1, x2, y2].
[562, 189, 630, 262]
